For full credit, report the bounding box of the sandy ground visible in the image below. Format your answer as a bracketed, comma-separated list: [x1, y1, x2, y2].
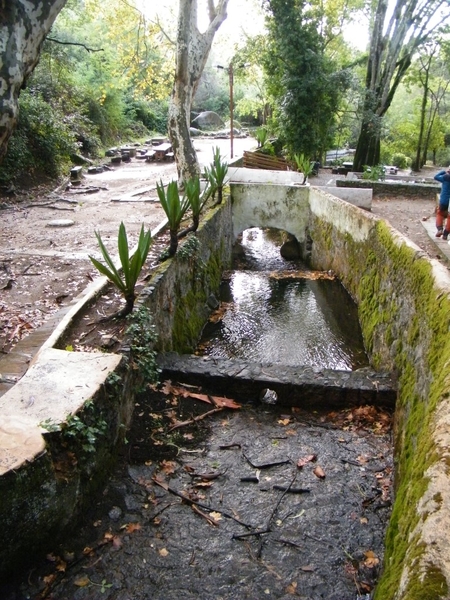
[0, 148, 443, 354]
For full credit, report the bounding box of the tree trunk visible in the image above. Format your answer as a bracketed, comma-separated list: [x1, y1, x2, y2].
[353, 0, 445, 172]
[0, 0, 68, 164]
[168, 0, 229, 186]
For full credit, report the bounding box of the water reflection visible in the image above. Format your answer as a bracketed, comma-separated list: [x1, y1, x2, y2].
[199, 228, 368, 371]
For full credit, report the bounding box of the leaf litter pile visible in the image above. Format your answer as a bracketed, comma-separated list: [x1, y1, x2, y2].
[9, 381, 393, 600]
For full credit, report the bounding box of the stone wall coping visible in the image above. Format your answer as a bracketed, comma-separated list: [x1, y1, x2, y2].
[0, 347, 122, 475]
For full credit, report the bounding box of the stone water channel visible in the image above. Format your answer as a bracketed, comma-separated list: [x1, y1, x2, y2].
[4, 227, 395, 600]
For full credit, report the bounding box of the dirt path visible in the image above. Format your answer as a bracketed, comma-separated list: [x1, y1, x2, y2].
[0, 138, 255, 353]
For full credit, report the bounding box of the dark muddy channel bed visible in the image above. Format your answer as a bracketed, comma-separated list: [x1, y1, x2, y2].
[6, 382, 393, 600]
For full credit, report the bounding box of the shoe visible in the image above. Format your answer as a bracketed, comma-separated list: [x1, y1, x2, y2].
[436, 229, 443, 237]
[443, 230, 449, 240]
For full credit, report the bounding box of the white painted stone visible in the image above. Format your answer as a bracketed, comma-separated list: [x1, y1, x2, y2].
[46, 219, 75, 228]
[229, 166, 305, 185]
[231, 182, 310, 242]
[315, 185, 372, 210]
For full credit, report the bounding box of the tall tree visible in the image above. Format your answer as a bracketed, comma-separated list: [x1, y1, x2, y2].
[262, 0, 351, 159]
[0, 0, 68, 163]
[353, 0, 448, 171]
[167, 0, 229, 185]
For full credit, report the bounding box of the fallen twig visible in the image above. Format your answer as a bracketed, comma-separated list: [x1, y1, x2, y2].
[219, 443, 242, 450]
[232, 529, 270, 540]
[191, 504, 219, 527]
[152, 477, 253, 529]
[167, 407, 224, 431]
[272, 485, 310, 494]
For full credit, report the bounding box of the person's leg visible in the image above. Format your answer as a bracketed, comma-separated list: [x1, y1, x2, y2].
[436, 203, 448, 236]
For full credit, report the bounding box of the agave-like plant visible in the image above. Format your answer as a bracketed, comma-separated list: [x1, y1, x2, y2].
[89, 222, 152, 318]
[156, 180, 190, 257]
[182, 176, 213, 233]
[293, 153, 314, 185]
[207, 146, 228, 204]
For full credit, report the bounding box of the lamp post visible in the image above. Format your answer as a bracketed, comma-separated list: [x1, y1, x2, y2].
[217, 63, 234, 159]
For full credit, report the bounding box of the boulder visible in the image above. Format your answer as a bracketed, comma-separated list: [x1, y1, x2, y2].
[191, 111, 225, 131]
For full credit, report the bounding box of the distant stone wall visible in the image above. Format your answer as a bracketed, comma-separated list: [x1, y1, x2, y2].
[336, 177, 439, 199]
[308, 186, 450, 599]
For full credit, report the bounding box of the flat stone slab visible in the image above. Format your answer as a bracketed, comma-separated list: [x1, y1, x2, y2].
[157, 353, 397, 408]
[46, 219, 75, 228]
[0, 348, 122, 475]
[0, 415, 46, 474]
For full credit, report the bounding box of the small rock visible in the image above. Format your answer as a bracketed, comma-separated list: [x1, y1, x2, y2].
[108, 506, 122, 521]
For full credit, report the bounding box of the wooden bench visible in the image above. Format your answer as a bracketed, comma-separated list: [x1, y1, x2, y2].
[243, 151, 289, 171]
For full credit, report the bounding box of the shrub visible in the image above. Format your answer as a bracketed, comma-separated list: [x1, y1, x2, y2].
[391, 153, 410, 169]
[0, 90, 75, 182]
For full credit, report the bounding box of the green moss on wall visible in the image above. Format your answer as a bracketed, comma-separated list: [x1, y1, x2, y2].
[309, 209, 450, 599]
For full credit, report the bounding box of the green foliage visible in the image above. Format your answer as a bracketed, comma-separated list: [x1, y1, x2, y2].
[204, 146, 228, 204]
[0, 90, 75, 182]
[126, 307, 159, 390]
[40, 399, 108, 457]
[184, 176, 213, 230]
[391, 153, 410, 169]
[156, 181, 190, 257]
[89, 222, 152, 316]
[293, 153, 314, 184]
[361, 164, 386, 181]
[255, 127, 269, 147]
[262, 0, 351, 158]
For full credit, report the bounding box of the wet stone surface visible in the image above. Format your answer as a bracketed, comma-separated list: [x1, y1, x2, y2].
[6, 383, 393, 600]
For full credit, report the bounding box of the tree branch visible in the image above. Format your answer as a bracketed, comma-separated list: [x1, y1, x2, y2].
[46, 37, 104, 53]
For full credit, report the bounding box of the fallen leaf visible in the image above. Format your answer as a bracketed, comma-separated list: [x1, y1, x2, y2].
[159, 548, 169, 557]
[74, 575, 90, 587]
[160, 460, 177, 475]
[278, 418, 290, 426]
[285, 581, 298, 594]
[313, 465, 326, 479]
[363, 550, 379, 568]
[297, 454, 317, 468]
[183, 432, 194, 440]
[285, 429, 297, 436]
[300, 565, 316, 572]
[125, 522, 142, 534]
[209, 511, 222, 522]
[360, 517, 368, 524]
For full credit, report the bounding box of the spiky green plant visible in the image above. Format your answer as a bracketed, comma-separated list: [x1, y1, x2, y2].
[207, 146, 228, 204]
[184, 176, 213, 232]
[89, 222, 152, 318]
[255, 127, 268, 148]
[156, 180, 190, 257]
[293, 153, 313, 184]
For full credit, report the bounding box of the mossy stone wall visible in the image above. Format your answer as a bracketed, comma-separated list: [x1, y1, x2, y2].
[308, 186, 450, 599]
[137, 199, 233, 352]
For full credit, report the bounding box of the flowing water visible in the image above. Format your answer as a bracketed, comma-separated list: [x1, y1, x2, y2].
[199, 228, 369, 370]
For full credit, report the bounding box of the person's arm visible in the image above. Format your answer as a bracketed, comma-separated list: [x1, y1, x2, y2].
[434, 170, 446, 182]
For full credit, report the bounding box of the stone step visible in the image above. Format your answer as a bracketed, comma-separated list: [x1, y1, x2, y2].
[156, 353, 397, 409]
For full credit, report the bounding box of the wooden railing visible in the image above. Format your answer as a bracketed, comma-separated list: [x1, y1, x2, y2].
[243, 151, 289, 171]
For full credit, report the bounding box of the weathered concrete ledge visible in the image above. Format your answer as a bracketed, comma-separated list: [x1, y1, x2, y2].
[336, 176, 439, 199]
[157, 353, 397, 409]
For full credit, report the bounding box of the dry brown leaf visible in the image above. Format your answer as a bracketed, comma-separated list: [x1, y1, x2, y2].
[74, 574, 90, 587]
[278, 418, 291, 426]
[123, 522, 142, 534]
[160, 460, 177, 475]
[313, 465, 326, 479]
[300, 565, 316, 572]
[363, 550, 379, 568]
[285, 581, 298, 594]
[159, 548, 169, 557]
[209, 511, 222, 522]
[297, 454, 317, 468]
